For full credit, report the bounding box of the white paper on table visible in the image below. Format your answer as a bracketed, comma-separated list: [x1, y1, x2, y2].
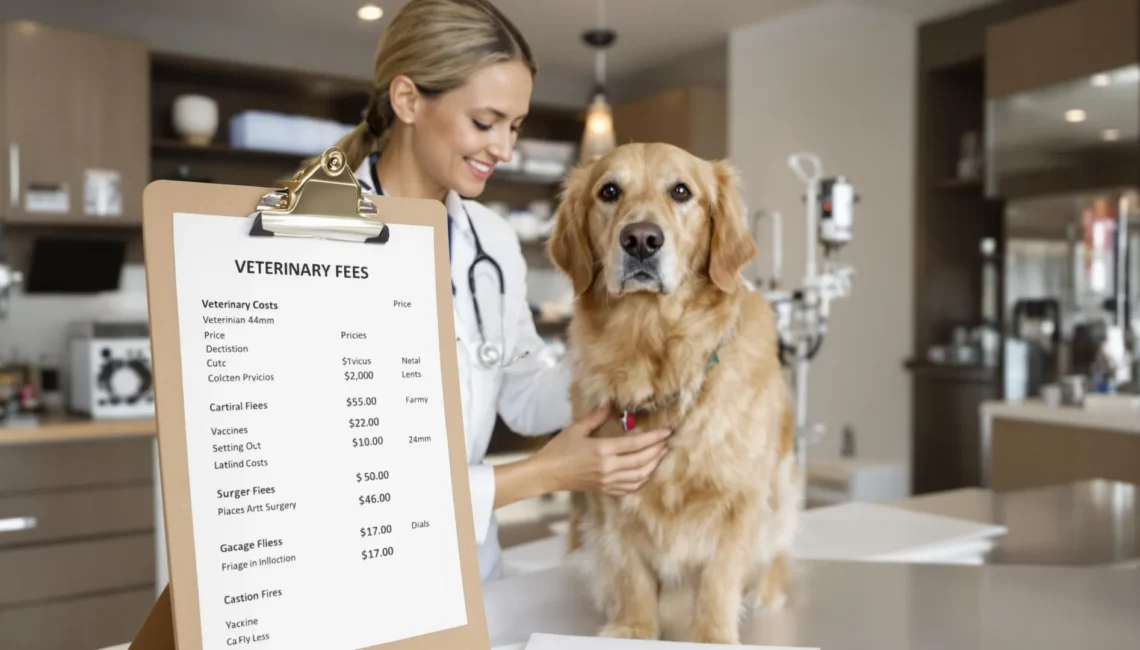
[501, 502, 1009, 578]
[524, 633, 817, 650]
[793, 501, 1006, 562]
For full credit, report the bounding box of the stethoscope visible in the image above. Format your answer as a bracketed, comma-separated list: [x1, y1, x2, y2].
[367, 157, 527, 369]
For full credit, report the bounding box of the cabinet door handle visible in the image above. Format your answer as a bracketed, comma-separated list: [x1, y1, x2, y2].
[8, 144, 18, 208]
[0, 516, 37, 533]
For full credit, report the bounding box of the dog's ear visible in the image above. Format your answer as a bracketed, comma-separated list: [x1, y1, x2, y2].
[547, 162, 597, 297]
[708, 159, 757, 293]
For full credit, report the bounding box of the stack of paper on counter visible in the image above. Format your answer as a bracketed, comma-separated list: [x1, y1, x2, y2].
[501, 501, 1007, 576]
[523, 633, 818, 650]
[792, 501, 1006, 564]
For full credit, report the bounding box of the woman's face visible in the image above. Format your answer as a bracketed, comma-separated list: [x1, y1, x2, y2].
[410, 60, 533, 198]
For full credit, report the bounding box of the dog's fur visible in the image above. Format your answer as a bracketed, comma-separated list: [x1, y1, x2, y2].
[546, 143, 800, 644]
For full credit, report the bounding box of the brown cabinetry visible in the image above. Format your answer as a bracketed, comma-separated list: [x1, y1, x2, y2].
[909, 0, 1074, 494]
[990, 418, 1140, 491]
[612, 85, 727, 160]
[911, 365, 996, 493]
[0, 21, 148, 225]
[0, 436, 155, 650]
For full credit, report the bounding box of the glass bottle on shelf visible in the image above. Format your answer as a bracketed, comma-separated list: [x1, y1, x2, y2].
[976, 237, 1000, 367]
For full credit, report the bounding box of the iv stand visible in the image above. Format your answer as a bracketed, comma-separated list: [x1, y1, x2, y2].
[753, 153, 857, 506]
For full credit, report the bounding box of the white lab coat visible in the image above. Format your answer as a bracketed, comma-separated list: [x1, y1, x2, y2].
[353, 159, 572, 581]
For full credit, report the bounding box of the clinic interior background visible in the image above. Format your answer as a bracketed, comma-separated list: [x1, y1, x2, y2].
[8, 0, 1140, 647]
[10, 0, 1138, 518]
[0, 0, 977, 468]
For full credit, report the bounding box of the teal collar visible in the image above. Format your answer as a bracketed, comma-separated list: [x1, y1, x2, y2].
[619, 346, 722, 432]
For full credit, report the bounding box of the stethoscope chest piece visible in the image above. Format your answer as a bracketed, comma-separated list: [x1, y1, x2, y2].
[476, 341, 504, 368]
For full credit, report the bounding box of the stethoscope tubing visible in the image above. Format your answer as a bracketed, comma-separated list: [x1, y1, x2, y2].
[466, 218, 506, 342]
[369, 163, 508, 367]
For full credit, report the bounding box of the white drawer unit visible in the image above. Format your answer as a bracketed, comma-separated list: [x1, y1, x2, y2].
[806, 457, 910, 507]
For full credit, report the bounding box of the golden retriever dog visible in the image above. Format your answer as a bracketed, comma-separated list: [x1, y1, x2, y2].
[546, 142, 800, 644]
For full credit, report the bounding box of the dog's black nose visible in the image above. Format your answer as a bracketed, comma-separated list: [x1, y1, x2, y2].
[620, 222, 664, 260]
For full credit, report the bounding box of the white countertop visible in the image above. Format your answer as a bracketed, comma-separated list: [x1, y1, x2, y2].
[101, 484, 1140, 650]
[982, 398, 1140, 434]
[102, 556, 1140, 650]
[483, 561, 1140, 649]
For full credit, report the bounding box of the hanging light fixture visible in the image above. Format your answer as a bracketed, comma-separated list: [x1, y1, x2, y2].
[580, 0, 616, 164]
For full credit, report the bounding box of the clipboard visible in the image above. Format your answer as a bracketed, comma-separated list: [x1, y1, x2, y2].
[131, 147, 490, 650]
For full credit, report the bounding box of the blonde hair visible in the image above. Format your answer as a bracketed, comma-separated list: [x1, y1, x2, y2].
[333, 0, 538, 172]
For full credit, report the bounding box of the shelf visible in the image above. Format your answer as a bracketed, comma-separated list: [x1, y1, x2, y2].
[905, 359, 996, 383]
[152, 139, 567, 187]
[932, 177, 984, 190]
[152, 139, 307, 164]
[491, 169, 565, 186]
[152, 52, 371, 100]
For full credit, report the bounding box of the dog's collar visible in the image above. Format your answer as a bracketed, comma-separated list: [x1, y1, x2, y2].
[618, 350, 721, 432]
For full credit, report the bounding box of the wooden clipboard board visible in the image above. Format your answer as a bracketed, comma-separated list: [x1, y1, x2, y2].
[131, 147, 489, 650]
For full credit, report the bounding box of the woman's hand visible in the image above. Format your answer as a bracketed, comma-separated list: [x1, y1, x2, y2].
[534, 407, 672, 497]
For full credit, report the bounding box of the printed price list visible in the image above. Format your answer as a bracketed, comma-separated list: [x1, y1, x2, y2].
[172, 212, 467, 649]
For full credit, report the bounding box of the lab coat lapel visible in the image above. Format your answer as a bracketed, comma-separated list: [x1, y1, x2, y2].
[444, 193, 484, 460]
[354, 160, 480, 457]
[446, 192, 479, 343]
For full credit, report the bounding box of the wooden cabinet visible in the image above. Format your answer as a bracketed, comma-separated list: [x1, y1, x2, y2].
[985, 0, 1137, 100]
[908, 0, 1072, 494]
[910, 364, 997, 494]
[990, 418, 1140, 491]
[0, 437, 156, 649]
[0, 21, 148, 226]
[612, 85, 727, 160]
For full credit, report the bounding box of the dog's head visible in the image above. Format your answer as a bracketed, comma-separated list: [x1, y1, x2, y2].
[548, 142, 756, 298]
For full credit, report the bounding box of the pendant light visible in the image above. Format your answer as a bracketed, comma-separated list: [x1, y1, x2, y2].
[580, 0, 616, 164]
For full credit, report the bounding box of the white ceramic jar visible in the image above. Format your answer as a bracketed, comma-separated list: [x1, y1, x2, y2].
[172, 94, 219, 146]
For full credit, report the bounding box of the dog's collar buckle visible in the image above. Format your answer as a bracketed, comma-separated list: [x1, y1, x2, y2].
[620, 410, 636, 432]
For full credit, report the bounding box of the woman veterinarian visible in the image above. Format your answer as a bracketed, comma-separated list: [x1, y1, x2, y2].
[329, 0, 671, 582]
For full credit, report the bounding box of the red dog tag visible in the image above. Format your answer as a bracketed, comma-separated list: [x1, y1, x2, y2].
[621, 410, 636, 432]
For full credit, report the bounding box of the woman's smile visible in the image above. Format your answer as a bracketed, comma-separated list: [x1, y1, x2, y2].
[465, 157, 495, 181]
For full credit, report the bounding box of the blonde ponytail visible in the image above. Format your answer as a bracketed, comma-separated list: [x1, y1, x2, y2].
[330, 121, 377, 175]
[311, 0, 537, 176]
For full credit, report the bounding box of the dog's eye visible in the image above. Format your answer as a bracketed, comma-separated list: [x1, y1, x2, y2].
[670, 183, 692, 203]
[599, 183, 620, 201]
[598, 182, 622, 203]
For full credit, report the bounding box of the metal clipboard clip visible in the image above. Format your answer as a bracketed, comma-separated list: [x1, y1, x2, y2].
[249, 147, 390, 244]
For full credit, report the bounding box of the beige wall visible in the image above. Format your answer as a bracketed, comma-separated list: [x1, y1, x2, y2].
[729, 1, 916, 467]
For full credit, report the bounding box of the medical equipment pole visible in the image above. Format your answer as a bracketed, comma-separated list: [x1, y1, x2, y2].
[759, 153, 857, 508]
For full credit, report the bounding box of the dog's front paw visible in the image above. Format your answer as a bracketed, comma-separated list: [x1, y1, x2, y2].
[692, 627, 740, 645]
[761, 587, 788, 611]
[746, 554, 792, 612]
[598, 623, 657, 640]
[746, 582, 789, 611]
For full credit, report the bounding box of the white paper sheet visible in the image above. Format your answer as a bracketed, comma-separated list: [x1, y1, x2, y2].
[524, 633, 817, 650]
[792, 501, 1006, 562]
[171, 212, 466, 649]
[501, 501, 1008, 577]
